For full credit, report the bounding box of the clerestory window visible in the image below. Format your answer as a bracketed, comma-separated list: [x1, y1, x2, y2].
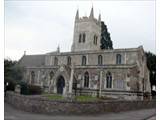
[116, 54, 122, 64]
[98, 55, 103, 65]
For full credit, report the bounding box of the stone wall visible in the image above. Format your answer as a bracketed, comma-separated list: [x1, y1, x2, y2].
[5, 92, 155, 115]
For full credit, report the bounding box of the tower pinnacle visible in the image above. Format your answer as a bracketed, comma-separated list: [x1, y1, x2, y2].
[57, 45, 60, 53]
[89, 7, 94, 19]
[98, 13, 101, 22]
[75, 9, 79, 20]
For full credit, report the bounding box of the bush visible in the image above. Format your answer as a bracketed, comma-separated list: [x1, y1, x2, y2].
[5, 79, 17, 91]
[28, 85, 42, 95]
[19, 81, 42, 95]
[20, 81, 29, 95]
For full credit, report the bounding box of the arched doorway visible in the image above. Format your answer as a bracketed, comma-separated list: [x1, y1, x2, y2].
[56, 76, 65, 94]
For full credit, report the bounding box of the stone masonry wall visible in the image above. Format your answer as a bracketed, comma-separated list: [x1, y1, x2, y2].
[5, 92, 155, 115]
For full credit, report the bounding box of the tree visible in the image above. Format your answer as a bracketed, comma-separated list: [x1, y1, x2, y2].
[100, 21, 113, 50]
[145, 52, 156, 97]
[4, 59, 24, 91]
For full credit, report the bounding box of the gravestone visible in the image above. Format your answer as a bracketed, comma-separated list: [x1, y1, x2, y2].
[15, 85, 21, 94]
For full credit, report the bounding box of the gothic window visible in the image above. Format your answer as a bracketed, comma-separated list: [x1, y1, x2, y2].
[98, 55, 103, 65]
[93, 35, 98, 45]
[67, 56, 71, 65]
[83, 33, 86, 43]
[79, 34, 82, 43]
[82, 56, 87, 65]
[116, 54, 122, 64]
[54, 57, 58, 65]
[50, 71, 54, 80]
[115, 80, 124, 89]
[106, 72, 112, 88]
[84, 71, 89, 88]
[31, 71, 35, 84]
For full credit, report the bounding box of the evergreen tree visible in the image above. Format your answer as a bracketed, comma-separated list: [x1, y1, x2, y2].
[100, 21, 113, 50]
[145, 52, 156, 96]
[4, 59, 24, 91]
[145, 52, 156, 85]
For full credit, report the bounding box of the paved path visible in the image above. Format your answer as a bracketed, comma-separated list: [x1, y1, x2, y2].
[4, 102, 156, 120]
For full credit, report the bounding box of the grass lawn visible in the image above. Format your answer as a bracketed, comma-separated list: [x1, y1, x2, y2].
[75, 95, 98, 102]
[43, 94, 98, 101]
[43, 94, 64, 100]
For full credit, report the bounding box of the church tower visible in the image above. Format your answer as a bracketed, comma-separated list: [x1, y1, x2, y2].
[71, 7, 101, 52]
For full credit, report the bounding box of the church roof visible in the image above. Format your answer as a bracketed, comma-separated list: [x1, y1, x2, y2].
[18, 54, 45, 67]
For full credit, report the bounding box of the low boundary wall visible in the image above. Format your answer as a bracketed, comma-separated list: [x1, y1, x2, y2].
[5, 91, 155, 115]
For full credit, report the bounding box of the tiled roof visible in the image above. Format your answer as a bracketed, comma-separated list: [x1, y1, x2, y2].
[18, 54, 45, 67]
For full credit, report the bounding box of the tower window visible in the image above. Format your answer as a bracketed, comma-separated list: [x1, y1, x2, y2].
[84, 71, 89, 88]
[79, 34, 82, 43]
[82, 56, 87, 65]
[93, 35, 98, 45]
[116, 54, 122, 64]
[98, 55, 103, 65]
[31, 71, 35, 84]
[106, 72, 112, 88]
[54, 57, 58, 65]
[83, 33, 86, 43]
[67, 56, 71, 65]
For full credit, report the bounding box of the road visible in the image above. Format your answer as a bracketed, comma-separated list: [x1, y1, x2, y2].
[4, 102, 156, 120]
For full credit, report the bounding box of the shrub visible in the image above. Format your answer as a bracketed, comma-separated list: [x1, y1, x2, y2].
[28, 85, 42, 95]
[20, 81, 29, 95]
[5, 80, 16, 91]
[19, 81, 42, 95]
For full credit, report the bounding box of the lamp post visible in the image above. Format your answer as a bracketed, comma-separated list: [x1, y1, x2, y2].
[152, 71, 155, 81]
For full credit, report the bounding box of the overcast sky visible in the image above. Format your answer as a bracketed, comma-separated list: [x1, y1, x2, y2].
[5, 0, 155, 60]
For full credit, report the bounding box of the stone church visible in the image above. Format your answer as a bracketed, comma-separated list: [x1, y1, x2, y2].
[19, 7, 151, 100]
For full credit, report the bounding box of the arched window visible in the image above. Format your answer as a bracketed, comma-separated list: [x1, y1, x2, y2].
[93, 35, 97, 45]
[106, 72, 112, 88]
[82, 56, 86, 65]
[116, 54, 122, 64]
[83, 33, 86, 43]
[84, 71, 89, 88]
[79, 34, 82, 43]
[31, 71, 35, 84]
[54, 57, 58, 65]
[67, 56, 71, 65]
[98, 55, 103, 65]
[50, 71, 54, 80]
